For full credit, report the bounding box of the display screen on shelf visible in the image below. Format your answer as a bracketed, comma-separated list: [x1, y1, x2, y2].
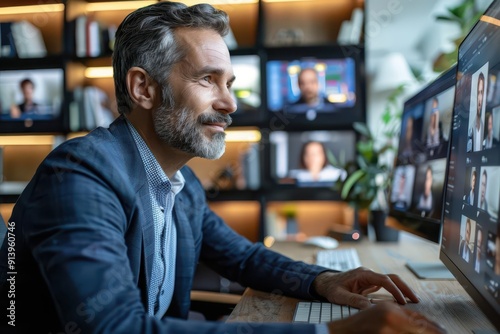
[269, 130, 355, 188]
[265, 46, 364, 129]
[230, 54, 262, 124]
[0, 67, 65, 133]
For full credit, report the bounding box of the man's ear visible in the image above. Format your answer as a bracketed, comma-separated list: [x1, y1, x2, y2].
[126, 67, 157, 110]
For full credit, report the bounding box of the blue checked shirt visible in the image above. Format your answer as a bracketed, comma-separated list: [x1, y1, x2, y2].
[127, 120, 185, 318]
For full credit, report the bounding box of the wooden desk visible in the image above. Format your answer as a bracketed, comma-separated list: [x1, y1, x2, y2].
[227, 233, 497, 333]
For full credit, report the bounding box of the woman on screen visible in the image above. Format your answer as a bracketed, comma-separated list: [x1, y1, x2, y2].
[416, 166, 434, 216]
[288, 141, 346, 183]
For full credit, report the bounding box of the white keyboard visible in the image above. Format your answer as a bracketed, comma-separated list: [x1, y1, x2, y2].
[293, 301, 359, 323]
[315, 248, 362, 271]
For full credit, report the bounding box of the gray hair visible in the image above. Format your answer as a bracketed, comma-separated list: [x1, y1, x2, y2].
[112, 1, 230, 114]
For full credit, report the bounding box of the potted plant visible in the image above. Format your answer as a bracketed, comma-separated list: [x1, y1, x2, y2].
[433, 0, 484, 72]
[329, 85, 406, 241]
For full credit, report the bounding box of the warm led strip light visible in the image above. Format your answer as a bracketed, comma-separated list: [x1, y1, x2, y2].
[0, 4, 64, 15]
[0, 135, 55, 146]
[225, 130, 261, 142]
[85, 66, 114, 78]
[86, 1, 157, 12]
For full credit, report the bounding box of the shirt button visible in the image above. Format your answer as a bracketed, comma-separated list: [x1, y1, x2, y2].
[159, 206, 165, 212]
[161, 289, 165, 295]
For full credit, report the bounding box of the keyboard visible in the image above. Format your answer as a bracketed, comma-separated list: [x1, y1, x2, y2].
[315, 247, 362, 271]
[293, 301, 359, 323]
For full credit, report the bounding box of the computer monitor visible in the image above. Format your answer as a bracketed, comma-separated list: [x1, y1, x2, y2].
[230, 53, 262, 125]
[269, 130, 356, 188]
[388, 65, 457, 279]
[0, 66, 65, 133]
[440, 2, 500, 331]
[265, 45, 365, 130]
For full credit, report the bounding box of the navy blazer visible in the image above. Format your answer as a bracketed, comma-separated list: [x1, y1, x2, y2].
[0, 116, 327, 333]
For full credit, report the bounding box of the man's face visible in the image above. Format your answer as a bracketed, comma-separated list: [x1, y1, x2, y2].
[477, 230, 483, 249]
[481, 174, 487, 202]
[477, 77, 484, 119]
[298, 69, 320, 104]
[153, 28, 236, 160]
[471, 173, 476, 191]
[21, 82, 34, 101]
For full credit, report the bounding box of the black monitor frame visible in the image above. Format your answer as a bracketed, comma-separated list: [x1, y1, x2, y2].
[439, 1, 500, 331]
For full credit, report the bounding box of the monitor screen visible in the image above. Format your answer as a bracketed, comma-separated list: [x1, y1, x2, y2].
[265, 46, 364, 129]
[440, 2, 500, 330]
[0, 67, 65, 133]
[269, 130, 355, 188]
[389, 66, 457, 243]
[230, 54, 262, 123]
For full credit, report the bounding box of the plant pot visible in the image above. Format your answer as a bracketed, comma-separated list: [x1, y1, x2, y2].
[370, 210, 399, 242]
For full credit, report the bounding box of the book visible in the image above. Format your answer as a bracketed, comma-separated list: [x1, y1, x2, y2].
[10, 20, 47, 58]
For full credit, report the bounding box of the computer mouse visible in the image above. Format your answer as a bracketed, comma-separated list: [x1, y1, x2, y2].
[303, 236, 339, 249]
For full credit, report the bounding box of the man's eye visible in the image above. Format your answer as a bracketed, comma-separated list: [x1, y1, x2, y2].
[202, 76, 212, 83]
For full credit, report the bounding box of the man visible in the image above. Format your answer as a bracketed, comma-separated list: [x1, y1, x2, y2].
[483, 112, 498, 149]
[9, 78, 39, 118]
[288, 67, 333, 115]
[426, 98, 441, 150]
[294, 68, 324, 106]
[465, 169, 476, 206]
[470, 72, 485, 152]
[0, 2, 444, 334]
[475, 228, 483, 273]
[393, 169, 409, 209]
[460, 218, 472, 263]
[479, 169, 488, 211]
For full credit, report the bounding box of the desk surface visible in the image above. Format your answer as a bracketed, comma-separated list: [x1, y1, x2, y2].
[227, 233, 497, 333]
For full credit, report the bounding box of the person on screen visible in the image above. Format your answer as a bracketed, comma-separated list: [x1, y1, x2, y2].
[416, 166, 433, 216]
[9, 78, 39, 118]
[475, 228, 483, 273]
[292, 68, 329, 108]
[479, 169, 488, 211]
[288, 141, 347, 183]
[399, 116, 414, 160]
[483, 112, 499, 149]
[393, 170, 409, 209]
[0, 3, 445, 334]
[465, 169, 477, 206]
[426, 98, 442, 150]
[468, 72, 485, 152]
[459, 218, 472, 263]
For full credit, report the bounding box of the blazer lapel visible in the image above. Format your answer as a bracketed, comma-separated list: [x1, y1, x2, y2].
[108, 115, 155, 311]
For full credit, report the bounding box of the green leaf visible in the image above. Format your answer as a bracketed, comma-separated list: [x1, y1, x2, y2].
[353, 122, 371, 138]
[326, 149, 338, 166]
[341, 169, 366, 200]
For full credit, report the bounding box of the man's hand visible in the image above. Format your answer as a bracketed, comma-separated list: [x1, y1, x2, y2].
[312, 267, 419, 309]
[328, 302, 446, 334]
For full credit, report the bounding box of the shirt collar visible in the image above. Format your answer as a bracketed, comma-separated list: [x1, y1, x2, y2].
[125, 118, 185, 196]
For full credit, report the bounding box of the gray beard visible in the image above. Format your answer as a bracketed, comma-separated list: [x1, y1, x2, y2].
[152, 104, 232, 160]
